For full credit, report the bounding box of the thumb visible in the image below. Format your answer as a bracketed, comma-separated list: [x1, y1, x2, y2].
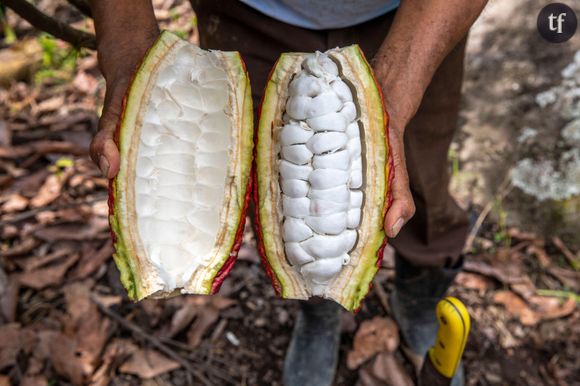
[90, 78, 130, 179]
[384, 128, 415, 238]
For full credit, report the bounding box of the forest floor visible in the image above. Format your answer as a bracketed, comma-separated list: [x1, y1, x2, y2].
[0, 1, 578, 385]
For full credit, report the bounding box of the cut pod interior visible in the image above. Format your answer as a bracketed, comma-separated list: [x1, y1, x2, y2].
[110, 32, 253, 300]
[256, 46, 391, 311]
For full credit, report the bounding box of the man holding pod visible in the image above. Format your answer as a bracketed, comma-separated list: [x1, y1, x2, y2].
[89, 1, 487, 385]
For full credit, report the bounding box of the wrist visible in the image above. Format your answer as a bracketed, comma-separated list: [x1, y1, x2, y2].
[376, 77, 416, 134]
[97, 28, 160, 81]
[373, 54, 427, 132]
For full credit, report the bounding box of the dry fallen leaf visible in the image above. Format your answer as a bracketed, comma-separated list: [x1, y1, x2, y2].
[30, 171, 69, 208]
[529, 296, 576, 321]
[20, 376, 47, 386]
[18, 253, 79, 289]
[91, 199, 109, 217]
[527, 245, 551, 268]
[0, 121, 10, 147]
[0, 323, 36, 370]
[464, 260, 528, 285]
[358, 352, 414, 386]
[9, 169, 50, 197]
[510, 281, 537, 299]
[90, 293, 123, 308]
[35, 206, 91, 225]
[30, 329, 57, 365]
[237, 219, 259, 263]
[167, 297, 206, 338]
[47, 331, 90, 385]
[507, 228, 541, 243]
[165, 295, 235, 348]
[119, 349, 180, 379]
[546, 266, 580, 291]
[34, 221, 109, 242]
[0, 274, 20, 323]
[0, 238, 39, 258]
[0, 323, 23, 369]
[70, 239, 113, 279]
[90, 340, 129, 386]
[1, 194, 28, 213]
[493, 290, 574, 326]
[493, 291, 540, 326]
[139, 299, 165, 327]
[25, 280, 107, 384]
[1, 225, 18, 239]
[187, 296, 236, 348]
[33, 95, 64, 115]
[73, 71, 98, 95]
[347, 317, 399, 370]
[455, 272, 492, 292]
[17, 245, 73, 272]
[552, 236, 580, 268]
[62, 281, 110, 374]
[0, 141, 87, 159]
[211, 295, 237, 310]
[187, 307, 220, 348]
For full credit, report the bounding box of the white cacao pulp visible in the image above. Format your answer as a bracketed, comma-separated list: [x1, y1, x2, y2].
[279, 52, 364, 294]
[111, 31, 253, 300]
[134, 44, 232, 290]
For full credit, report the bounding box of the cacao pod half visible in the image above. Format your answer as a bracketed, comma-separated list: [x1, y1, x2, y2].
[110, 32, 253, 300]
[256, 47, 392, 311]
[110, 32, 391, 310]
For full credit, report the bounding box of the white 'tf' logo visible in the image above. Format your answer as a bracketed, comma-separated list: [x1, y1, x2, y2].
[548, 12, 566, 33]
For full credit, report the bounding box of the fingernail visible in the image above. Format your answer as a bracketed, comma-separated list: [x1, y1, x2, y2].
[99, 155, 110, 177]
[391, 218, 405, 237]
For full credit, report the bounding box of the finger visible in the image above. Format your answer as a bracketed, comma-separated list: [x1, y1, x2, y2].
[90, 131, 119, 179]
[384, 131, 415, 238]
[90, 79, 129, 178]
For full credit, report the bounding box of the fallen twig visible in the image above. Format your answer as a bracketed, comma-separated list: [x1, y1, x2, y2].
[157, 338, 237, 384]
[66, 0, 92, 17]
[2, 0, 96, 49]
[463, 174, 513, 253]
[0, 193, 107, 226]
[158, 336, 200, 353]
[463, 260, 527, 285]
[0, 140, 88, 159]
[552, 236, 580, 269]
[91, 295, 212, 386]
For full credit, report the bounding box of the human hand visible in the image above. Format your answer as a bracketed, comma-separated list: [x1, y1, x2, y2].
[90, 28, 159, 178]
[382, 118, 415, 238]
[367, 0, 487, 238]
[372, 59, 417, 238]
